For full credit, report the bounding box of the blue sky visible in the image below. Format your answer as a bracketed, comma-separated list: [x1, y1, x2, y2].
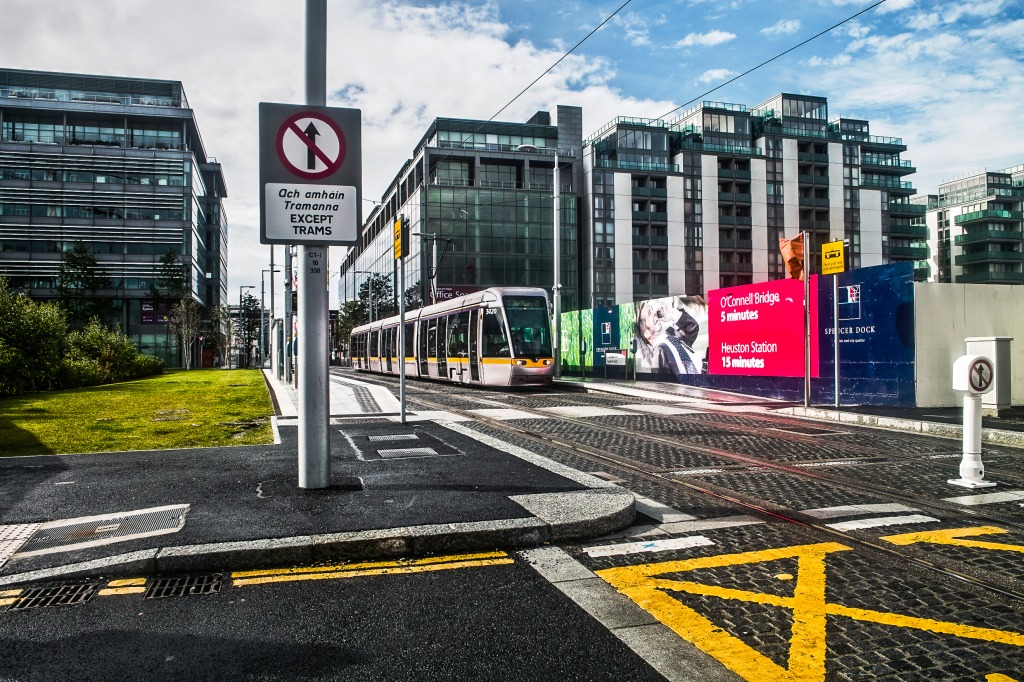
[3, 0, 1022, 306]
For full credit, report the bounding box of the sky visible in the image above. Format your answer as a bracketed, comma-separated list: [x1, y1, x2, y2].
[3, 0, 1023, 312]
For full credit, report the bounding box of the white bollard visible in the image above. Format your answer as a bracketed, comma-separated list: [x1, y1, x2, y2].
[949, 354, 997, 489]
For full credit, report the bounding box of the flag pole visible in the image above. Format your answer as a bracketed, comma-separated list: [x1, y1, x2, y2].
[803, 230, 811, 408]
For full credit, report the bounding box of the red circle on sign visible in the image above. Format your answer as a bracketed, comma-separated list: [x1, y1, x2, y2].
[275, 111, 346, 180]
[969, 357, 994, 393]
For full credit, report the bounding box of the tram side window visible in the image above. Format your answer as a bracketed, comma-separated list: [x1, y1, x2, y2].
[370, 331, 379, 356]
[404, 323, 414, 358]
[447, 312, 469, 357]
[480, 308, 509, 357]
[427, 319, 438, 358]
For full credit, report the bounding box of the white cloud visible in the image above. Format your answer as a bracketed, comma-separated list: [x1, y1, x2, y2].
[0, 0, 677, 308]
[674, 30, 737, 48]
[878, 0, 915, 13]
[761, 19, 801, 36]
[697, 68, 737, 84]
[806, 54, 853, 67]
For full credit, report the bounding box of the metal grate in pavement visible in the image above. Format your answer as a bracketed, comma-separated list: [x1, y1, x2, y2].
[368, 434, 419, 442]
[6, 582, 101, 611]
[145, 574, 223, 600]
[0, 523, 42, 570]
[17, 505, 189, 558]
[376, 447, 442, 459]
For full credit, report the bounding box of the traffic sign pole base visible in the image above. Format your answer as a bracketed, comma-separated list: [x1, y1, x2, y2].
[947, 478, 998, 489]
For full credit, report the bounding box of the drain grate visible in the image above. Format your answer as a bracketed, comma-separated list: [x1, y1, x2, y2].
[17, 504, 189, 558]
[145, 574, 223, 600]
[7, 582, 101, 612]
[377, 447, 442, 459]
[368, 434, 419, 442]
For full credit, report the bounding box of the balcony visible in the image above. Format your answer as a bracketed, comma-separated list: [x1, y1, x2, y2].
[633, 258, 669, 270]
[861, 158, 916, 174]
[956, 270, 1024, 284]
[718, 192, 752, 203]
[861, 177, 915, 191]
[632, 235, 668, 246]
[797, 153, 829, 164]
[719, 262, 754, 273]
[799, 197, 830, 208]
[955, 229, 1023, 245]
[798, 174, 828, 185]
[913, 264, 931, 280]
[631, 186, 649, 197]
[634, 283, 670, 296]
[595, 159, 679, 173]
[649, 187, 668, 197]
[954, 209, 1024, 225]
[889, 202, 927, 217]
[718, 169, 752, 180]
[889, 223, 929, 238]
[861, 135, 907, 151]
[955, 250, 1023, 265]
[799, 219, 831, 230]
[719, 239, 753, 250]
[632, 210, 650, 222]
[889, 245, 929, 259]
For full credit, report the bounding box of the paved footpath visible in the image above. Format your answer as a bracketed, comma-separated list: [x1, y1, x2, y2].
[0, 371, 634, 585]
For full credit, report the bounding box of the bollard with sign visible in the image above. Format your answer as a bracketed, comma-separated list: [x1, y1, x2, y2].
[949, 354, 998, 488]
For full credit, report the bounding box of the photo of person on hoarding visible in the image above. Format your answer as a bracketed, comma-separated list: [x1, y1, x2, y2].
[634, 296, 708, 378]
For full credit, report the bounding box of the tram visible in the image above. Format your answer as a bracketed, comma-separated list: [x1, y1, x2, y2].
[349, 286, 554, 387]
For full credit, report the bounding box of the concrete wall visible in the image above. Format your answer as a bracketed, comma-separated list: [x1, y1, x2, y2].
[915, 282, 1024, 407]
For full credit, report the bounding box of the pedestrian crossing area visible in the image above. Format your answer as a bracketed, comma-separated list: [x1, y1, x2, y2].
[390, 403, 714, 423]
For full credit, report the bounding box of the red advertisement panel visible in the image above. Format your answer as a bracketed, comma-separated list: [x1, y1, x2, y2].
[708, 278, 818, 377]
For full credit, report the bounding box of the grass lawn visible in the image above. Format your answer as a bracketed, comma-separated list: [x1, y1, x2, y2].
[0, 369, 275, 457]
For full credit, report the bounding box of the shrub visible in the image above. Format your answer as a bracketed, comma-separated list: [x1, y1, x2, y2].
[0, 279, 67, 395]
[64, 319, 164, 385]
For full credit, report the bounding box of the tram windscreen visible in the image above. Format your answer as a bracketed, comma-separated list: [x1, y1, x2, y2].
[504, 296, 552, 357]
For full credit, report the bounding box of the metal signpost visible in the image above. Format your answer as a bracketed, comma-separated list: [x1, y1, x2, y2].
[822, 239, 846, 408]
[395, 215, 407, 424]
[258, 0, 362, 489]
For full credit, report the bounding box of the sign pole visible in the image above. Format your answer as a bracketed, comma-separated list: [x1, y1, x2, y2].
[833, 273, 840, 408]
[553, 153, 561, 380]
[803, 230, 811, 408]
[396, 216, 406, 424]
[298, 0, 330, 489]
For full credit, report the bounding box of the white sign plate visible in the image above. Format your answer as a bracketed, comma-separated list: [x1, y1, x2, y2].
[264, 183, 357, 242]
[605, 351, 626, 366]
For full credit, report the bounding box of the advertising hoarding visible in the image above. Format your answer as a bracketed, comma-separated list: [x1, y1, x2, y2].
[708, 278, 819, 377]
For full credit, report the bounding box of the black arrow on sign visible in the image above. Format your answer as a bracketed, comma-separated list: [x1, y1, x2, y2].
[303, 122, 320, 170]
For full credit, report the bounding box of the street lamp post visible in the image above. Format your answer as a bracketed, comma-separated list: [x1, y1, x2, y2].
[238, 285, 255, 368]
[354, 270, 374, 322]
[261, 269, 280, 369]
[412, 232, 454, 305]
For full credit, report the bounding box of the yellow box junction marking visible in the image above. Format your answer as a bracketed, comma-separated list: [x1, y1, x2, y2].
[882, 526, 1024, 554]
[596, 542, 1024, 682]
[231, 551, 513, 587]
[0, 588, 22, 607]
[98, 577, 148, 596]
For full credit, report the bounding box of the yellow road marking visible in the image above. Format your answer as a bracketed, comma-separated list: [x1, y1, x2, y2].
[0, 598, 18, 607]
[988, 674, 1020, 682]
[98, 587, 148, 596]
[231, 552, 513, 587]
[96, 577, 148, 597]
[597, 542, 1024, 682]
[0, 589, 22, 598]
[882, 526, 1024, 554]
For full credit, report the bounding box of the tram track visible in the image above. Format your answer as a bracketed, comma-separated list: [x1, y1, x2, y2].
[334, 370, 1024, 603]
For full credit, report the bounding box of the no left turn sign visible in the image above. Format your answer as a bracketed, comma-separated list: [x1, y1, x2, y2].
[276, 111, 346, 180]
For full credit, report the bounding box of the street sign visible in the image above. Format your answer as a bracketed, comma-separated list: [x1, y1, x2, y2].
[605, 351, 626, 366]
[968, 357, 994, 394]
[822, 240, 845, 275]
[393, 216, 407, 260]
[259, 102, 362, 246]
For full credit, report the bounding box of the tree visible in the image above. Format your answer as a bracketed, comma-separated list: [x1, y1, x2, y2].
[0, 277, 67, 394]
[239, 292, 261, 368]
[169, 297, 203, 370]
[57, 242, 111, 325]
[150, 249, 187, 303]
[335, 273, 396, 352]
[209, 303, 232, 368]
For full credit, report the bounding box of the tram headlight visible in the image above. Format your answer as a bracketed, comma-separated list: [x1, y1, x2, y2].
[543, 359, 551, 366]
[515, 360, 527, 366]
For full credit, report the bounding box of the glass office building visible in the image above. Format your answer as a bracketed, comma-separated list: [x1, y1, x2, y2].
[0, 69, 227, 365]
[339, 106, 583, 314]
